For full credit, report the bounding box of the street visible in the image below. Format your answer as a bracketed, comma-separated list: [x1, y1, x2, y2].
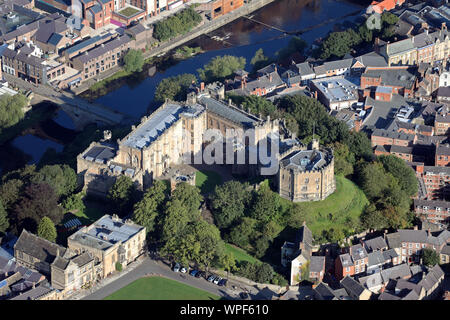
[80, 256, 260, 300]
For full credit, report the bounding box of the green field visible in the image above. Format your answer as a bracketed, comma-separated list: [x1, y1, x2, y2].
[224, 243, 260, 264]
[195, 170, 223, 194]
[119, 7, 140, 17]
[283, 175, 369, 237]
[104, 276, 220, 300]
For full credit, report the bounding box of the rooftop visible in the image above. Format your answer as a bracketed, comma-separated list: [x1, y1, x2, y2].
[311, 76, 358, 103]
[280, 148, 332, 172]
[363, 67, 417, 89]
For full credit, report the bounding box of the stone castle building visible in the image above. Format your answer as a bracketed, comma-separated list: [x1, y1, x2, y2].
[77, 84, 279, 197]
[277, 140, 335, 202]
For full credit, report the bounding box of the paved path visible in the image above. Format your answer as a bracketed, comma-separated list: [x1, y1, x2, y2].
[77, 255, 259, 300]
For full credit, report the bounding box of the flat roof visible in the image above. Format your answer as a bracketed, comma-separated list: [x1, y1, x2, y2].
[311, 77, 358, 103]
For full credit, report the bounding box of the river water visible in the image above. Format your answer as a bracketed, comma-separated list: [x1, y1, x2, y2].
[1, 0, 368, 174]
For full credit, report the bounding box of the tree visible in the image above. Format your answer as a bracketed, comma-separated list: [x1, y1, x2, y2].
[332, 142, 354, 176]
[378, 155, 418, 197]
[228, 217, 258, 248]
[250, 48, 271, 73]
[123, 49, 144, 73]
[318, 29, 358, 59]
[261, 220, 282, 240]
[250, 185, 281, 223]
[0, 93, 26, 133]
[107, 175, 138, 216]
[161, 199, 192, 242]
[276, 36, 307, 62]
[154, 74, 197, 102]
[345, 131, 373, 161]
[171, 182, 202, 218]
[133, 180, 168, 234]
[62, 192, 86, 212]
[360, 204, 387, 230]
[14, 183, 63, 233]
[210, 181, 250, 229]
[254, 263, 274, 284]
[381, 12, 399, 26]
[358, 24, 373, 43]
[254, 236, 270, 258]
[197, 55, 246, 83]
[228, 94, 276, 118]
[0, 178, 23, 210]
[422, 248, 440, 267]
[0, 200, 9, 234]
[153, 7, 202, 41]
[220, 251, 236, 279]
[115, 262, 123, 272]
[37, 217, 57, 242]
[357, 162, 390, 200]
[32, 164, 77, 198]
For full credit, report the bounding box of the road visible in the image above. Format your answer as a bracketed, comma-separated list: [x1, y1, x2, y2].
[80, 256, 259, 300]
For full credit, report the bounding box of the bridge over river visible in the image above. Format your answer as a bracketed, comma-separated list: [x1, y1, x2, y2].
[4, 74, 130, 131]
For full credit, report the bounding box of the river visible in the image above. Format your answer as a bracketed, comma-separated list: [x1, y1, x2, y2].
[0, 0, 368, 175]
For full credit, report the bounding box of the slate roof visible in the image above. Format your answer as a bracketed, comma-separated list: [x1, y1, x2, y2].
[378, 291, 401, 300]
[390, 145, 413, 154]
[48, 33, 63, 46]
[364, 236, 388, 252]
[10, 284, 54, 300]
[313, 58, 353, 76]
[339, 253, 354, 267]
[358, 272, 383, 290]
[382, 248, 398, 261]
[350, 244, 368, 261]
[414, 199, 450, 210]
[386, 38, 415, 56]
[14, 230, 66, 265]
[398, 229, 428, 243]
[309, 256, 325, 273]
[418, 264, 444, 291]
[437, 86, 450, 98]
[295, 62, 315, 76]
[341, 276, 367, 298]
[423, 165, 450, 175]
[371, 128, 415, 141]
[362, 67, 417, 89]
[313, 282, 336, 300]
[199, 96, 258, 128]
[380, 264, 412, 283]
[441, 244, 450, 255]
[368, 251, 385, 267]
[386, 232, 401, 249]
[354, 52, 388, 68]
[75, 35, 132, 64]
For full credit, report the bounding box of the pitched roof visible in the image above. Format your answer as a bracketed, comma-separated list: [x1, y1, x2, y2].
[341, 276, 367, 298]
[368, 251, 385, 267]
[309, 256, 325, 273]
[382, 248, 398, 261]
[418, 264, 444, 291]
[14, 230, 66, 265]
[364, 236, 388, 252]
[437, 86, 450, 98]
[381, 263, 411, 283]
[387, 38, 415, 56]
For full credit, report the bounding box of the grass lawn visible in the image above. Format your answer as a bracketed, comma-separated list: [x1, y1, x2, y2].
[224, 243, 260, 264]
[195, 170, 223, 194]
[104, 276, 220, 300]
[119, 7, 140, 17]
[62, 199, 105, 226]
[281, 175, 369, 237]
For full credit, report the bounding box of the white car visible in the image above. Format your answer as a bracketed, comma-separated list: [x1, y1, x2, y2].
[213, 276, 222, 284]
[180, 267, 188, 273]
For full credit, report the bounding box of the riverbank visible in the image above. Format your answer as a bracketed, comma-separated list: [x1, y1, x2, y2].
[72, 0, 276, 96]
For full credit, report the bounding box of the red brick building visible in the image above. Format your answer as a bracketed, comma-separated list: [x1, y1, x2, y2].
[360, 66, 417, 98]
[80, 0, 114, 30]
[335, 244, 368, 281]
[414, 199, 450, 226]
[414, 164, 450, 200]
[435, 144, 450, 167]
[371, 129, 415, 148]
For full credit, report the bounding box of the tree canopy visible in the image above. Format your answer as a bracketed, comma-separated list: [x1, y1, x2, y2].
[197, 55, 246, 83]
[31, 164, 77, 198]
[37, 216, 57, 242]
[153, 6, 202, 41]
[107, 175, 139, 216]
[422, 248, 440, 267]
[0, 94, 26, 133]
[250, 48, 271, 73]
[154, 74, 197, 102]
[123, 49, 144, 73]
[0, 200, 9, 234]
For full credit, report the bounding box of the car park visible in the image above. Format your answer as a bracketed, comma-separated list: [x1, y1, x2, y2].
[218, 279, 227, 286]
[207, 275, 216, 282]
[173, 263, 180, 272]
[195, 271, 204, 278]
[189, 269, 198, 277]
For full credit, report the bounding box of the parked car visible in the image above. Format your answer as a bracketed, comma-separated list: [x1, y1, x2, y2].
[180, 266, 188, 273]
[213, 276, 222, 284]
[207, 275, 216, 282]
[189, 269, 198, 277]
[218, 279, 227, 286]
[239, 292, 249, 299]
[195, 271, 204, 278]
[173, 263, 180, 272]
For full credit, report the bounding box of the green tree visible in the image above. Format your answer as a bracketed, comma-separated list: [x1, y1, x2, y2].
[210, 181, 250, 229]
[37, 216, 57, 242]
[161, 199, 192, 242]
[317, 29, 361, 60]
[276, 36, 307, 62]
[0, 179, 23, 210]
[254, 235, 270, 258]
[220, 251, 236, 279]
[250, 185, 281, 223]
[357, 162, 390, 200]
[32, 164, 77, 198]
[62, 192, 86, 212]
[154, 74, 197, 102]
[378, 155, 418, 197]
[0, 200, 9, 234]
[228, 217, 258, 248]
[381, 11, 399, 26]
[115, 262, 123, 272]
[360, 204, 388, 230]
[107, 175, 138, 216]
[0, 93, 26, 133]
[133, 180, 168, 234]
[358, 24, 373, 43]
[261, 220, 282, 240]
[153, 7, 202, 41]
[422, 248, 440, 267]
[123, 49, 144, 73]
[228, 94, 276, 118]
[250, 48, 271, 73]
[171, 182, 203, 218]
[333, 142, 354, 176]
[254, 263, 274, 283]
[197, 55, 246, 83]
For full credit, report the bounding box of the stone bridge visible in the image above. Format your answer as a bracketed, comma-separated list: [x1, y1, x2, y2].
[4, 73, 130, 131]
